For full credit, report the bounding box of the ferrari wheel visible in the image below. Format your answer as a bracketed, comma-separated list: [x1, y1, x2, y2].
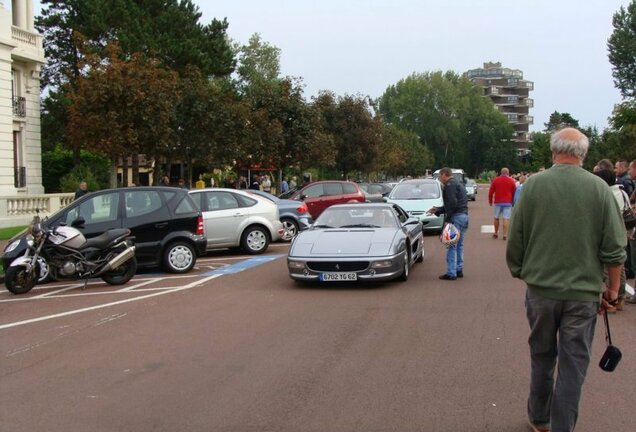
[398, 252, 410, 282]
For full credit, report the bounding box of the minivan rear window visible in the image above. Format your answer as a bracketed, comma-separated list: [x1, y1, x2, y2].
[175, 195, 197, 214]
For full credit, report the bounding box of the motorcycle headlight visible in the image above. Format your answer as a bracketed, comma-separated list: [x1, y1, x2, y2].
[5, 239, 22, 253]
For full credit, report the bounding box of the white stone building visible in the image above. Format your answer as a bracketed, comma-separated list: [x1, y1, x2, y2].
[0, 0, 45, 196]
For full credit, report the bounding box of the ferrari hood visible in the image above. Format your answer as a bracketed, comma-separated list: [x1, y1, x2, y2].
[291, 229, 396, 256]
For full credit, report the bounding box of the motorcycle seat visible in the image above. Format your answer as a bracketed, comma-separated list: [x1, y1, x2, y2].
[80, 229, 130, 250]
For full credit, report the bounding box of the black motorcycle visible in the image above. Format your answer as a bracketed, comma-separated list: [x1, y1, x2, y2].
[4, 211, 137, 295]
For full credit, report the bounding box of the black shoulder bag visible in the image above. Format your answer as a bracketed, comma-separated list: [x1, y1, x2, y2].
[599, 311, 622, 372]
[621, 191, 636, 230]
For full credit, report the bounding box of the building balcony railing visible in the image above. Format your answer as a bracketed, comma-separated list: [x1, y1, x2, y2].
[517, 98, 534, 108]
[0, 194, 75, 227]
[11, 26, 41, 48]
[13, 96, 26, 117]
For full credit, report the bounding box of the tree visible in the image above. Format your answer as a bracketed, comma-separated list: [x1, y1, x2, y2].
[314, 92, 383, 178]
[527, 132, 551, 172]
[36, 0, 235, 167]
[37, 0, 234, 88]
[608, 1, 636, 98]
[234, 33, 282, 94]
[544, 111, 580, 132]
[377, 71, 513, 176]
[377, 125, 433, 177]
[67, 44, 180, 187]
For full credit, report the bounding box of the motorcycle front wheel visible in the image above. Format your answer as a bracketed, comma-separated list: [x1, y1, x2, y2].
[101, 257, 137, 285]
[5, 263, 40, 294]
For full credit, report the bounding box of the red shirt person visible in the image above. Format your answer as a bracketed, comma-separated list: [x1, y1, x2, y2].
[488, 167, 517, 240]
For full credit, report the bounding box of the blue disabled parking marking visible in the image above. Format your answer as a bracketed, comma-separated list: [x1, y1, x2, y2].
[203, 254, 285, 276]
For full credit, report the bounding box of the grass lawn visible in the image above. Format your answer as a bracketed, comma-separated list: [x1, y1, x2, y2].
[0, 226, 27, 241]
[0, 226, 27, 277]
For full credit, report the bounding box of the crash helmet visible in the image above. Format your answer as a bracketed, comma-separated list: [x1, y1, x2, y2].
[440, 223, 460, 248]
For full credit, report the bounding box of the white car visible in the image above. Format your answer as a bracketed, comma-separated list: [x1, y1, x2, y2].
[188, 188, 284, 254]
[386, 179, 445, 232]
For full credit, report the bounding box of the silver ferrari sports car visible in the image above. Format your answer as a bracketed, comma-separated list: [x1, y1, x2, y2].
[287, 203, 424, 282]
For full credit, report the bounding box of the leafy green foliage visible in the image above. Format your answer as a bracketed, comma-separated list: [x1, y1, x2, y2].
[608, 1, 636, 98]
[378, 125, 433, 177]
[544, 111, 580, 132]
[42, 146, 111, 192]
[41, 145, 74, 193]
[59, 165, 103, 193]
[313, 92, 383, 178]
[377, 71, 514, 177]
[527, 132, 552, 172]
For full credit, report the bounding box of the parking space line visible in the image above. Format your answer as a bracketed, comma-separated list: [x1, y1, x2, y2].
[203, 254, 284, 276]
[0, 274, 222, 330]
[33, 283, 84, 298]
[117, 279, 160, 292]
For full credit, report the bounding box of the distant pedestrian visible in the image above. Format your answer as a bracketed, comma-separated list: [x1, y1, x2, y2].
[177, 178, 188, 189]
[280, 176, 289, 193]
[160, 176, 171, 187]
[74, 181, 90, 200]
[615, 159, 635, 197]
[238, 176, 248, 189]
[289, 176, 297, 190]
[261, 174, 272, 193]
[506, 128, 626, 432]
[249, 175, 260, 190]
[594, 168, 630, 312]
[488, 167, 516, 240]
[513, 175, 526, 205]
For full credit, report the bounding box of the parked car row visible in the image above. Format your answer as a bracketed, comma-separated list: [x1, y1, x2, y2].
[2, 176, 477, 292]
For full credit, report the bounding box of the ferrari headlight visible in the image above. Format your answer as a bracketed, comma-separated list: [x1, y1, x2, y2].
[288, 261, 305, 269]
[372, 260, 393, 268]
[5, 239, 22, 253]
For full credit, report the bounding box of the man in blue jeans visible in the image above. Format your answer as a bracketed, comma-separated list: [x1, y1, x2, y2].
[427, 167, 469, 280]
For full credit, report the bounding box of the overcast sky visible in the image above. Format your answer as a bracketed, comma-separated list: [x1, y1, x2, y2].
[31, 0, 629, 132]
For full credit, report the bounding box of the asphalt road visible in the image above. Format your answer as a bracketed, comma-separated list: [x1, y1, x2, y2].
[1, 187, 635, 432]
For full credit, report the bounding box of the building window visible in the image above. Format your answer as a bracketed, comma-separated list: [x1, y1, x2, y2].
[13, 131, 26, 188]
[507, 96, 518, 103]
[11, 69, 26, 117]
[508, 78, 518, 86]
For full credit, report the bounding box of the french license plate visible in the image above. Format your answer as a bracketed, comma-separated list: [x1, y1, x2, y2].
[320, 272, 357, 281]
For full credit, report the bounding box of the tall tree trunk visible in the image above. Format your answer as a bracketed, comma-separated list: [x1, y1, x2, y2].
[122, 155, 129, 187]
[132, 153, 140, 186]
[110, 158, 118, 188]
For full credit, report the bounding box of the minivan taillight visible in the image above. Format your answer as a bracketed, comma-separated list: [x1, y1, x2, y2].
[196, 215, 204, 235]
[296, 204, 308, 214]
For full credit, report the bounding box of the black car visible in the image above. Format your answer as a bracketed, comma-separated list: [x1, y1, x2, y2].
[2, 187, 207, 279]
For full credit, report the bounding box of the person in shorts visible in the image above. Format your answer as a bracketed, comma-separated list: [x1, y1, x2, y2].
[488, 167, 516, 240]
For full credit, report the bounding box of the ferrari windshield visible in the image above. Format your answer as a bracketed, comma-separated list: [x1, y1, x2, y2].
[314, 207, 398, 229]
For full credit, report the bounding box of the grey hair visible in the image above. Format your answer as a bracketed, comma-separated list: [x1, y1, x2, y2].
[550, 129, 589, 159]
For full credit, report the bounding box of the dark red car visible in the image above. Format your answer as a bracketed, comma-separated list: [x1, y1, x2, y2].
[289, 181, 366, 219]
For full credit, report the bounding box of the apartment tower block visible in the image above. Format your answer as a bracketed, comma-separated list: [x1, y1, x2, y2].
[465, 62, 534, 153]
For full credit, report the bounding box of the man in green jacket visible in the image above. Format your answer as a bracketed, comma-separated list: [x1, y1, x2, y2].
[506, 128, 626, 432]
